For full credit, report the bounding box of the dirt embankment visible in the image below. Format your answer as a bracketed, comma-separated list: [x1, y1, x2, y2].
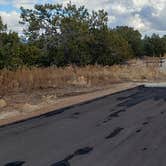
[0, 82, 140, 126]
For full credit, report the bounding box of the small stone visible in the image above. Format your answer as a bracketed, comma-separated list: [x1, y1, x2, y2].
[21, 103, 39, 112]
[0, 99, 7, 108]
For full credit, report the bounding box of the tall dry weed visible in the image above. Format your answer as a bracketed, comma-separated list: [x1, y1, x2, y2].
[0, 59, 165, 96]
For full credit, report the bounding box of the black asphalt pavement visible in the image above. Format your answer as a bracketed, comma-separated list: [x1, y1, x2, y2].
[1, 86, 166, 166]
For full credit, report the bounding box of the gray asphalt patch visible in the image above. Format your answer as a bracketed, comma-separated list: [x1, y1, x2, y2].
[1, 86, 166, 166]
[4, 161, 25, 166]
[105, 127, 124, 139]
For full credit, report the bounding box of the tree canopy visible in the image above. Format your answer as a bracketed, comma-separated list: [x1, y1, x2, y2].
[0, 3, 166, 69]
[0, 16, 7, 32]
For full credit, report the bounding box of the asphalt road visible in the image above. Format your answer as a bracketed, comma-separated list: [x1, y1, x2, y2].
[1, 86, 166, 166]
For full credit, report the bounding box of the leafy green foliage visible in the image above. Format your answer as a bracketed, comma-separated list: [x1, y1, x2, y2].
[0, 16, 7, 32]
[143, 34, 166, 57]
[0, 3, 166, 70]
[19, 2, 133, 67]
[114, 26, 143, 57]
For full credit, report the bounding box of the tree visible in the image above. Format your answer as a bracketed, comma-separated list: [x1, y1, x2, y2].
[0, 16, 7, 32]
[89, 28, 133, 65]
[89, 9, 108, 30]
[143, 34, 166, 57]
[143, 35, 155, 56]
[114, 26, 143, 57]
[19, 2, 110, 66]
[0, 2, 165, 70]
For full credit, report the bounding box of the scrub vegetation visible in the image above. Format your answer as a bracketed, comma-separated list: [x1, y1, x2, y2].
[0, 2, 166, 70]
[0, 2, 166, 96]
[0, 60, 164, 96]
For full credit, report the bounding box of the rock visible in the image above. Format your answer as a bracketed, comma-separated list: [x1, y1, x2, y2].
[42, 94, 57, 103]
[70, 76, 88, 86]
[0, 110, 19, 120]
[12, 80, 20, 89]
[0, 99, 7, 108]
[21, 103, 40, 112]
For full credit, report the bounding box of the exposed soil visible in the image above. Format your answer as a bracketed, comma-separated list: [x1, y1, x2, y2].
[0, 82, 140, 126]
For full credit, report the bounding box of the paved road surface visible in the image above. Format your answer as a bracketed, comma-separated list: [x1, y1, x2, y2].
[1, 86, 166, 166]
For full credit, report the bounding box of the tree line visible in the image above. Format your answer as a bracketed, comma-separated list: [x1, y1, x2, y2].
[0, 2, 166, 69]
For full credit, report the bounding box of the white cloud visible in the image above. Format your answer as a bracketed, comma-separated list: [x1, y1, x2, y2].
[13, 0, 38, 9]
[129, 14, 149, 31]
[0, 11, 22, 33]
[0, 0, 166, 35]
[57, 0, 166, 34]
[132, 0, 149, 9]
[12, 0, 52, 9]
[0, 0, 10, 5]
[110, 3, 128, 15]
[108, 16, 116, 24]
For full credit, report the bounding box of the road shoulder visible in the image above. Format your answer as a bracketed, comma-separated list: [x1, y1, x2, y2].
[0, 82, 141, 127]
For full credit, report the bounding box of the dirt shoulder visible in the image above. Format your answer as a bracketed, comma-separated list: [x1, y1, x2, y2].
[0, 82, 141, 126]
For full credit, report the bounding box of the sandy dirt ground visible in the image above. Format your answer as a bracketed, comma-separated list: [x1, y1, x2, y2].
[0, 82, 141, 126]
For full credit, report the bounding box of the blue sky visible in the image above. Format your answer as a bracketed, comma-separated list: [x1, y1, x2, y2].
[0, 0, 54, 12]
[0, 0, 166, 36]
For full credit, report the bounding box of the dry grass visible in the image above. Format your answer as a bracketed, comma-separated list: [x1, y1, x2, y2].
[0, 59, 165, 96]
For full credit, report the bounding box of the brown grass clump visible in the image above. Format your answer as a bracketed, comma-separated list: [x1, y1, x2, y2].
[0, 58, 165, 96]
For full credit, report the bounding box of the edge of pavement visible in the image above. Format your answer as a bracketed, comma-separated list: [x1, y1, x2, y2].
[0, 82, 142, 128]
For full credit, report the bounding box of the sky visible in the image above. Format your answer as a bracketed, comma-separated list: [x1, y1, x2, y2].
[0, 0, 166, 36]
